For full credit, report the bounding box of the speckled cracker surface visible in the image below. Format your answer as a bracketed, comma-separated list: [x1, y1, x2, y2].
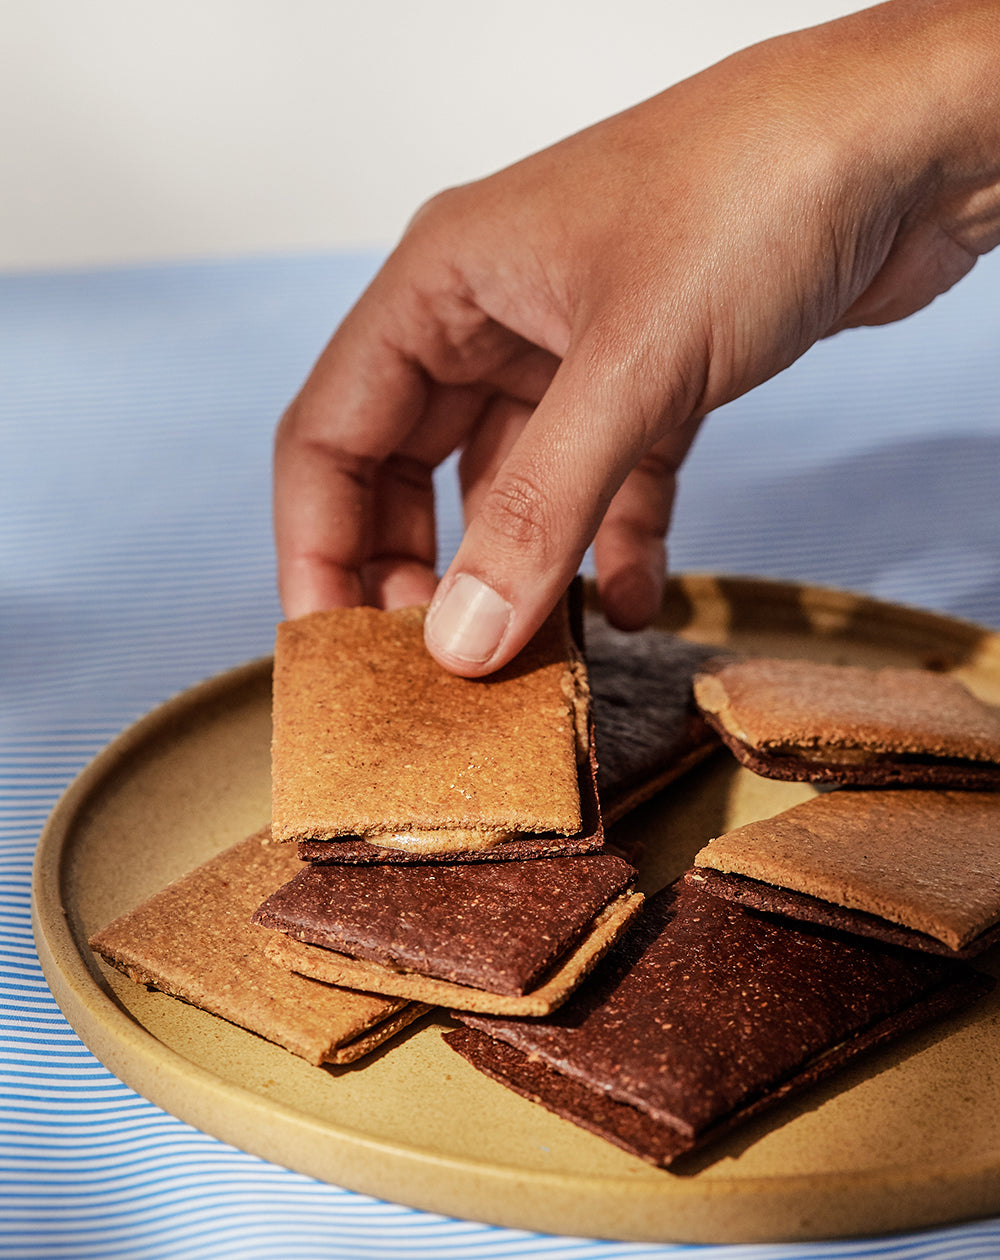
[261, 889, 645, 1016]
[271, 602, 585, 845]
[446, 880, 992, 1166]
[252, 852, 638, 996]
[694, 789, 1000, 951]
[693, 657, 1000, 786]
[88, 829, 428, 1065]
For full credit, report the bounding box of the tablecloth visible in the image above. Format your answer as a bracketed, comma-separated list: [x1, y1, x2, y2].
[2, 247, 999, 1259]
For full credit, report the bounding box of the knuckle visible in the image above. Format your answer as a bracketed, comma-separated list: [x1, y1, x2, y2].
[478, 470, 554, 555]
[634, 444, 681, 483]
[401, 183, 473, 244]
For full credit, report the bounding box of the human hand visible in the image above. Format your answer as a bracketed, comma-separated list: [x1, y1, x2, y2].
[274, 0, 1000, 675]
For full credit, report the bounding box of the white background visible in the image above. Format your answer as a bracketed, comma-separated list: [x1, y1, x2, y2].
[3, 0, 866, 271]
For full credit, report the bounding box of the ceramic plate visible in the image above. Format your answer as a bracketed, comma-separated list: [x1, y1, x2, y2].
[32, 575, 1000, 1244]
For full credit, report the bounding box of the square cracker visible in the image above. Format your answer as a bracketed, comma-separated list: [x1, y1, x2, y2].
[270, 600, 587, 847]
[293, 612, 715, 865]
[88, 829, 429, 1066]
[693, 656, 1000, 787]
[693, 789, 1000, 951]
[260, 889, 645, 1016]
[251, 851, 639, 996]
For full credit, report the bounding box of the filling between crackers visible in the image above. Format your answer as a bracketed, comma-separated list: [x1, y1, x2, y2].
[366, 825, 517, 853]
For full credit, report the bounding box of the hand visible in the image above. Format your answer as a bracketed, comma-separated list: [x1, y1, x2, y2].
[274, 0, 1000, 675]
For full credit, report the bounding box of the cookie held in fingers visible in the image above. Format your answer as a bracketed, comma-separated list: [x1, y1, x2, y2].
[297, 747, 602, 864]
[271, 596, 593, 857]
[692, 656, 1000, 787]
[88, 829, 430, 1066]
[297, 612, 719, 865]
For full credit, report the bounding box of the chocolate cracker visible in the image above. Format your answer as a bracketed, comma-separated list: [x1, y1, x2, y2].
[692, 789, 1000, 953]
[584, 613, 719, 825]
[693, 656, 1000, 787]
[252, 851, 637, 996]
[263, 890, 644, 1016]
[88, 830, 429, 1066]
[271, 598, 590, 852]
[446, 879, 993, 1167]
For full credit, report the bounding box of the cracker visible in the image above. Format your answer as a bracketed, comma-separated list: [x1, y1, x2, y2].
[88, 829, 429, 1065]
[693, 656, 1000, 787]
[692, 789, 1000, 952]
[296, 613, 716, 865]
[446, 879, 993, 1167]
[685, 866, 1000, 959]
[271, 599, 589, 851]
[297, 748, 603, 864]
[251, 851, 638, 995]
[583, 612, 719, 824]
[261, 890, 645, 1016]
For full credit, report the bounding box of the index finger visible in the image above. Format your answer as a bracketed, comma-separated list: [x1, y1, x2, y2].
[273, 305, 432, 617]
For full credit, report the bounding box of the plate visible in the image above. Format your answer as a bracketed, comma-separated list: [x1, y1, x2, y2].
[32, 575, 1000, 1244]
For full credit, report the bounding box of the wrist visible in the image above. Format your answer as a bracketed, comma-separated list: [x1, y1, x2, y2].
[823, 0, 1000, 255]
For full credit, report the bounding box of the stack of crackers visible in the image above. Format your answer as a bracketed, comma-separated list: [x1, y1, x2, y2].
[89, 593, 714, 1064]
[447, 653, 1000, 1166]
[90, 598, 1000, 1171]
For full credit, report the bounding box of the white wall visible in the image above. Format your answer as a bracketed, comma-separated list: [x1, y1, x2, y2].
[2, 0, 865, 271]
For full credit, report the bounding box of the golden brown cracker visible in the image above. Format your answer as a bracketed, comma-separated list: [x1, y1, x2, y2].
[271, 601, 587, 847]
[694, 789, 1000, 950]
[88, 829, 428, 1065]
[693, 657, 1000, 786]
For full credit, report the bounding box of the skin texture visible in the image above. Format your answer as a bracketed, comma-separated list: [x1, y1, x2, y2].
[274, 0, 1000, 676]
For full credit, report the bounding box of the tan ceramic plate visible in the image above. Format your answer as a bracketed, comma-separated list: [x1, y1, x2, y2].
[32, 575, 1000, 1245]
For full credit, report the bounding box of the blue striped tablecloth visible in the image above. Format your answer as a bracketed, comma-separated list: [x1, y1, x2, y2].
[2, 248, 999, 1259]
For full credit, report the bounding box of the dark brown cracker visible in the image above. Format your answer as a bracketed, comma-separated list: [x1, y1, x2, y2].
[583, 612, 720, 825]
[693, 656, 1000, 787]
[252, 851, 637, 996]
[447, 879, 993, 1166]
[88, 829, 429, 1066]
[263, 890, 645, 1016]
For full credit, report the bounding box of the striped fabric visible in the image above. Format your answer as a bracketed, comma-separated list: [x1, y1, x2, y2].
[2, 249, 999, 1259]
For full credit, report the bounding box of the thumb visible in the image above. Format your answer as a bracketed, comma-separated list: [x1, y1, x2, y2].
[423, 352, 688, 676]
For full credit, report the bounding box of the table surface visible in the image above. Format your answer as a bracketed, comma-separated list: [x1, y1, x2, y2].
[3, 248, 1000, 1259]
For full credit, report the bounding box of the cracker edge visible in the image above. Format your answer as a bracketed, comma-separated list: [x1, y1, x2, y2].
[91, 946, 432, 1067]
[326, 1002, 434, 1065]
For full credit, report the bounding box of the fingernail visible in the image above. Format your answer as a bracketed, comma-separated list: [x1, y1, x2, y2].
[425, 573, 512, 664]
